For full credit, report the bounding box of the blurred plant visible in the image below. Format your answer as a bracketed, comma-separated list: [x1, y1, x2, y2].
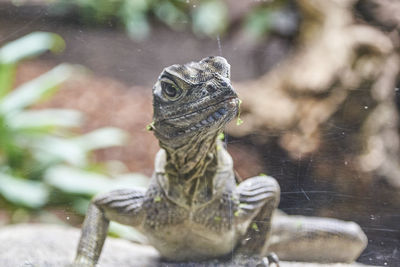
[0, 32, 147, 215]
[243, 0, 298, 39]
[51, 0, 228, 40]
[49, 0, 297, 41]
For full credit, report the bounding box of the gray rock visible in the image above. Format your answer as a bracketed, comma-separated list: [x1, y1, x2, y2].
[0, 224, 370, 267]
[0, 224, 158, 267]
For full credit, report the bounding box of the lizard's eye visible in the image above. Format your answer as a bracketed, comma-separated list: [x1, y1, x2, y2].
[162, 82, 181, 100]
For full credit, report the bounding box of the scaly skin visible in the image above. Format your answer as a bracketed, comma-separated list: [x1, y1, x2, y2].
[73, 57, 367, 266]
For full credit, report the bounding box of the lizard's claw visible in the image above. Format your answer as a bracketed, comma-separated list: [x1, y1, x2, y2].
[227, 253, 280, 267]
[70, 255, 96, 267]
[259, 252, 279, 267]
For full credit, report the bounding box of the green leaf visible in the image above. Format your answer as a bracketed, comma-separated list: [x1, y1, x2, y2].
[120, 0, 149, 14]
[0, 63, 16, 99]
[154, 1, 188, 30]
[45, 165, 149, 196]
[192, 0, 228, 36]
[111, 173, 150, 190]
[30, 128, 127, 167]
[251, 222, 259, 231]
[214, 216, 222, 222]
[45, 165, 112, 195]
[0, 32, 65, 106]
[8, 109, 84, 130]
[72, 197, 91, 215]
[109, 221, 148, 244]
[74, 127, 129, 151]
[31, 136, 88, 167]
[244, 8, 273, 38]
[125, 12, 150, 41]
[146, 121, 155, 131]
[0, 173, 49, 208]
[0, 64, 75, 114]
[0, 32, 65, 65]
[119, 0, 151, 41]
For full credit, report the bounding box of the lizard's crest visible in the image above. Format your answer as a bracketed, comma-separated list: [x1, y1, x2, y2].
[152, 56, 239, 147]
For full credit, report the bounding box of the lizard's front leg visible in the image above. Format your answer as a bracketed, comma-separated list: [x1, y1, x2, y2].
[235, 176, 280, 256]
[73, 189, 145, 267]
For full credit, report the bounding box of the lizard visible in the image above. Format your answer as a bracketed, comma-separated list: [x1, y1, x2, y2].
[73, 56, 367, 266]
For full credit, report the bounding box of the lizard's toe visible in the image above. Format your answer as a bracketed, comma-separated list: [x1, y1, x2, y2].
[259, 252, 280, 267]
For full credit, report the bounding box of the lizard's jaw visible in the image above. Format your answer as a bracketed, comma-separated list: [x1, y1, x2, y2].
[181, 96, 239, 135]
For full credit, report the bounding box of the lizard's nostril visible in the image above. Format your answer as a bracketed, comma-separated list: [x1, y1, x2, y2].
[206, 84, 216, 93]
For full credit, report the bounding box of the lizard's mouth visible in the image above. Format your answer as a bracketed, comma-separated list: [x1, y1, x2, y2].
[166, 96, 238, 120]
[167, 96, 240, 137]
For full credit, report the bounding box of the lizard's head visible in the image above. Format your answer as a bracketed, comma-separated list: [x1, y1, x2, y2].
[152, 56, 239, 147]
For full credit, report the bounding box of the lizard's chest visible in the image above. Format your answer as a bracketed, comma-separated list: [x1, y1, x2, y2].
[140, 192, 241, 261]
[141, 192, 238, 231]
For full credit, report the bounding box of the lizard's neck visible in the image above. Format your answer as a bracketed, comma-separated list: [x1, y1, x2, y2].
[160, 133, 219, 181]
[158, 133, 220, 205]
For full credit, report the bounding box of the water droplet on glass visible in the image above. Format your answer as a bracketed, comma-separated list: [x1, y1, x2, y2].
[217, 35, 223, 56]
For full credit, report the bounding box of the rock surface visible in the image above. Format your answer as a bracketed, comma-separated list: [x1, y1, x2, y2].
[0, 224, 371, 267]
[0, 224, 158, 267]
